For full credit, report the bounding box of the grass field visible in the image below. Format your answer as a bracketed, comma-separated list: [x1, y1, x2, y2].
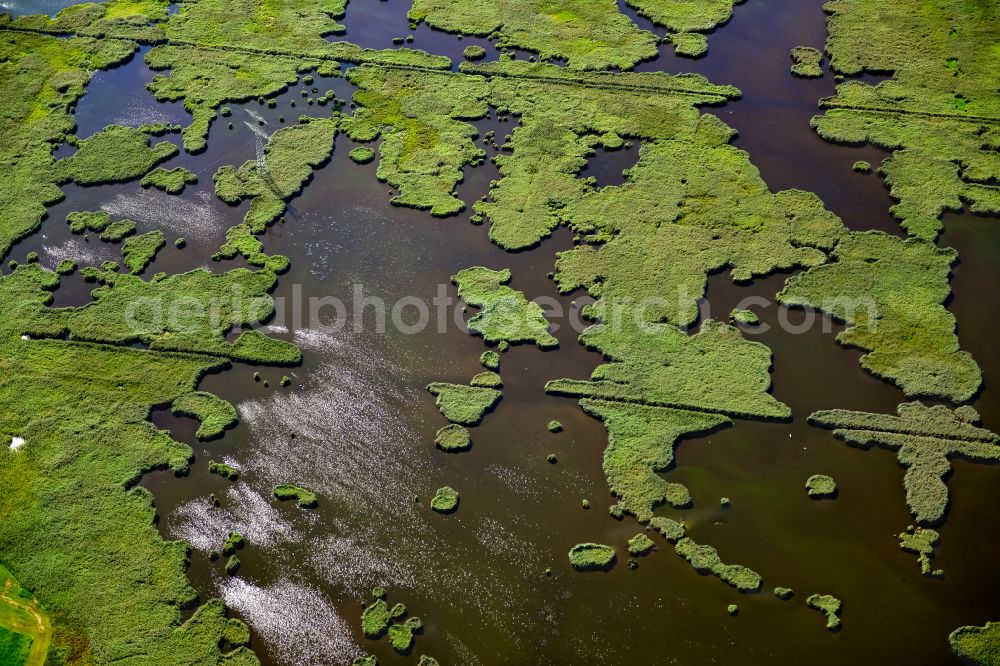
[0, 564, 51, 666]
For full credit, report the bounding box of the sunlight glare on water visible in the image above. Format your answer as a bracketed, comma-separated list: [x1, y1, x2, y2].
[171, 484, 297, 553]
[221, 577, 360, 665]
[101, 189, 229, 241]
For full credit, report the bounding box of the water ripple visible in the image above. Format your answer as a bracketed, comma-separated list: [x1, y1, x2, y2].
[221, 577, 359, 665]
[101, 189, 229, 242]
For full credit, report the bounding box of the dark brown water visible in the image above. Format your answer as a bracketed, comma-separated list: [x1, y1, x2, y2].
[9, 0, 1000, 664]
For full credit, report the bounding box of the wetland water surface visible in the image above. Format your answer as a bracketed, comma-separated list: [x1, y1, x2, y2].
[11, 0, 999, 664]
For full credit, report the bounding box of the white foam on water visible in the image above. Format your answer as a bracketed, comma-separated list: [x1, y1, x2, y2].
[244, 109, 268, 126]
[42, 237, 119, 268]
[111, 103, 184, 129]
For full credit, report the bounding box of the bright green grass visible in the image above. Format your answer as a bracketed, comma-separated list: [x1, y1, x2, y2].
[625, 0, 737, 35]
[898, 526, 942, 577]
[568, 543, 616, 571]
[273, 484, 319, 508]
[0, 627, 32, 666]
[813, 0, 1000, 239]
[790, 46, 823, 78]
[950, 620, 1000, 665]
[141, 167, 198, 194]
[581, 399, 729, 521]
[147, 45, 309, 154]
[805, 474, 837, 498]
[547, 318, 791, 420]
[214, 116, 337, 268]
[0, 339, 259, 664]
[453, 266, 557, 348]
[809, 403, 999, 525]
[343, 66, 489, 216]
[172, 391, 237, 440]
[56, 125, 177, 185]
[427, 382, 502, 425]
[627, 533, 655, 556]
[434, 424, 471, 452]
[431, 486, 459, 513]
[0, 260, 293, 664]
[408, 0, 658, 70]
[0, 31, 135, 261]
[806, 594, 842, 630]
[0, 263, 299, 364]
[122, 230, 165, 274]
[779, 231, 981, 402]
